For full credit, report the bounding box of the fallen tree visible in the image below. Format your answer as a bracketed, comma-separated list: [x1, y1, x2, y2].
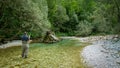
[43, 31, 59, 43]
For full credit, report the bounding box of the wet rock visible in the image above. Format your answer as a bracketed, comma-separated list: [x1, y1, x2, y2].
[106, 56, 109, 58]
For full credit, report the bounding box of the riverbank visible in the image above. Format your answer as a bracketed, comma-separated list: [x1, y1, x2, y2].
[81, 35, 120, 68]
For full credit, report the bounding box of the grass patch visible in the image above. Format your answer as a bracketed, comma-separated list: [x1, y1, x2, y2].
[0, 39, 90, 68]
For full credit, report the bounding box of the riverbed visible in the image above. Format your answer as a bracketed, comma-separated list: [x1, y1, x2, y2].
[1, 35, 120, 68]
[81, 35, 120, 68]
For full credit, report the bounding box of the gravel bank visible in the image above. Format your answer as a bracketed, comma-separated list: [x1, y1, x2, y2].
[81, 35, 120, 68]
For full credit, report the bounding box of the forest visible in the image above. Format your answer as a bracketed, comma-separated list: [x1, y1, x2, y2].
[0, 0, 120, 68]
[0, 0, 120, 40]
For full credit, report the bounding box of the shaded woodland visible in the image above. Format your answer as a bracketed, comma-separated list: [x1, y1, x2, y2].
[0, 0, 120, 40]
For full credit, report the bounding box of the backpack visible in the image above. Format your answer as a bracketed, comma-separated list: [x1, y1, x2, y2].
[21, 35, 29, 41]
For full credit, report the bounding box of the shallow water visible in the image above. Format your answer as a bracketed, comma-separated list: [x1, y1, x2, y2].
[1, 37, 120, 68]
[0, 39, 87, 68]
[0, 40, 22, 48]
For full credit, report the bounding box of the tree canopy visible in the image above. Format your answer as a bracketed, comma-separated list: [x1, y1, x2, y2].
[0, 0, 120, 39]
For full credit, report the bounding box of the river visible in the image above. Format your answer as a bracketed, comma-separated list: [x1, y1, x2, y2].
[1, 35, 120, 68]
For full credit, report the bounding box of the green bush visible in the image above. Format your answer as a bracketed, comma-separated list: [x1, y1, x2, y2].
[91, 6, 113, 34]
[75, 20, 93, 36]
[0, 0, 51, 39]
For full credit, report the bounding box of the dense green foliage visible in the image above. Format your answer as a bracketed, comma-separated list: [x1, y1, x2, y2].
[0, 0, 120, 39]
[0, 0, 51, 39]
[48, 0, 120, 36]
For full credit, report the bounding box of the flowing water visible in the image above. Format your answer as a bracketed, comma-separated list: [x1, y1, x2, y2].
[0, 40, 22, 48]
[1, 36, 120, 68]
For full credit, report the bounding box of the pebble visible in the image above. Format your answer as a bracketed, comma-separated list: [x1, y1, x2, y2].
[82, 35, 120, 68]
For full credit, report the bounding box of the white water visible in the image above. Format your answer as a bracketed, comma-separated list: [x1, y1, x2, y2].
[0, 40, 22, 48]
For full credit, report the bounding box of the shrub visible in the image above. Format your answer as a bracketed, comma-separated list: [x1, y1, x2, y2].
[75, 20, 93, 36]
